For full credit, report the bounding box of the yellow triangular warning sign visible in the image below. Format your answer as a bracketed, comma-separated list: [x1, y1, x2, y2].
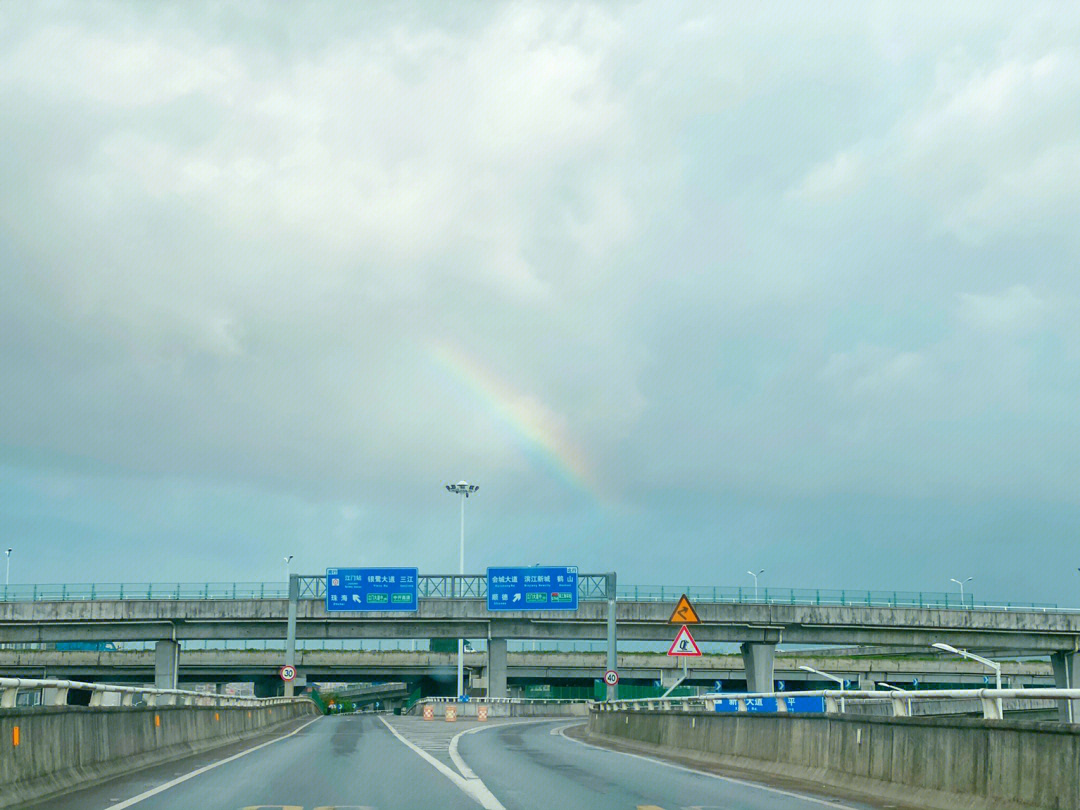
[668, 593, 700, 624]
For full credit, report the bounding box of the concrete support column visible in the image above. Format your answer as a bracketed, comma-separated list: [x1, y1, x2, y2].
[740, 641, 776, 693]
[1051, 650, 1079, 723]
[154, 640, 179, 690]
[487, 637, 507, 698]
[858, 672, 879, 692]
[253, 677, 281, 698]
[606, 571, 618, 701]
[285, 574, 298, 698]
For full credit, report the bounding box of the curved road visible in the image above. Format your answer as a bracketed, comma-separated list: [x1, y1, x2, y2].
[25, 714, 877, 810]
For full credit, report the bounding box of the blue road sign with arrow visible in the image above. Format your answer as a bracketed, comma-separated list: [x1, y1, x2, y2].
[325, 567, 418, 612]
[486, 566, 578, 611]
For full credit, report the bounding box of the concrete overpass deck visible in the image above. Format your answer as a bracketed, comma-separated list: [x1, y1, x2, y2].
[0, 648, 1055, 688]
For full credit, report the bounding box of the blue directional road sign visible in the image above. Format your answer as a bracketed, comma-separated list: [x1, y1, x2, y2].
[325, 567, 418, 612]
[486, 566, 578, 611]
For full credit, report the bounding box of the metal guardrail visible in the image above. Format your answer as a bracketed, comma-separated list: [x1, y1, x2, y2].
[416, 696, 593, 704]
[0, 677, 310, 709]
[0, 578, 1065, 612]
[595, 688, 1080, 721]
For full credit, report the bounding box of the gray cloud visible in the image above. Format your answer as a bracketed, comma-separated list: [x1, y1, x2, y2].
[2, 2, 1079, 600]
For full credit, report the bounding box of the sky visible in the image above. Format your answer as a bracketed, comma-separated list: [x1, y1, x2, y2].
[2, 2, 1079, 605]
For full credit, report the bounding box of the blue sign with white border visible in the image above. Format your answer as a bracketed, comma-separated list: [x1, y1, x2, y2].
[486, 566, 578, 611]
[325, 567, 418, 612]
[782, 696, 827, 713]
[714, 697, 780, 713]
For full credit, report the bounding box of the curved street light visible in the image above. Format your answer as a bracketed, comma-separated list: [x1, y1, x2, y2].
[747, 569, 764, 602]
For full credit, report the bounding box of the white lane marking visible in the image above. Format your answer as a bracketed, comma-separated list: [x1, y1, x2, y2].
[377, 716, 505, 810]
[555, 723, 862, 810]
[103, 716, 322, 810]
[448, 719, 555, 780]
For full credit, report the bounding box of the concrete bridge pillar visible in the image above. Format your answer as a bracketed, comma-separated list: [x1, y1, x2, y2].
[858, 672, 879, 691]
[488, 637, 507, 699]
[740, 642, 776, 693]
[1051, 651, 1079, 723]
[154, 640, 179, 690]
[253, 677, 282, 698]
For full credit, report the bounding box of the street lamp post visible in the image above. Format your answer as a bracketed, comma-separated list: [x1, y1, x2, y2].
[932, 642, 1002, 717]
[446, 481, 479, 699]
[746, 569, 764, 602]
[799, 664, 846, 712]
[284, 555, 294, 583]
[949, 577, 973, 607]
[4, 548, 10, 587]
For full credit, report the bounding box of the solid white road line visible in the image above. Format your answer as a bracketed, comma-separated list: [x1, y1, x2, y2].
[555, 722, 863, 810]
[448, 719, 556, 780]
[103, 716, 322, 810]
[376, 716, 506, 810]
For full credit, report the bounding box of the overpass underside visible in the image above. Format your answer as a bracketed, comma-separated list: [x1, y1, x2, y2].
[2, 593, 1078, 717]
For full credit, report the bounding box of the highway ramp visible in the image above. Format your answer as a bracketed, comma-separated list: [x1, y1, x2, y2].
[20, 714, 881, 810]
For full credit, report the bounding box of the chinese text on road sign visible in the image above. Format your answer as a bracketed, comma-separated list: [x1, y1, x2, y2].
[325, 567, 419, 612]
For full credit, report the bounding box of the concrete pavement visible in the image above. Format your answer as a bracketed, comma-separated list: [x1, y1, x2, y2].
[16, 713, 888, 810]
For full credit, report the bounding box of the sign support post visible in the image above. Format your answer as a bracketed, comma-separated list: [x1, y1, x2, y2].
[606, 571, 618, 701]
[285, 574, 298, 698]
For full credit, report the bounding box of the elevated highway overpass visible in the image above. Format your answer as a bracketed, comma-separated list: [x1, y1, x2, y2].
[0, 647, 1055, 691]
[2, 574, 1077, 706]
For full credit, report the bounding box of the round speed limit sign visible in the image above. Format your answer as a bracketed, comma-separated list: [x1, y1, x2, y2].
[604, 669, 619, 686]
[279, 665, 296, 682]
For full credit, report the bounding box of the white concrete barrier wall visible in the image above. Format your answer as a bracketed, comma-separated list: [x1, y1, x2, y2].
[0, 701, 319, 809]
[588, 709, 1080, 810]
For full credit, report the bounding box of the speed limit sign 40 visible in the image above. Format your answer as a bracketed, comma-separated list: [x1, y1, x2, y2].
[604, 670, 619, 686]
[279, 665, 296, 682]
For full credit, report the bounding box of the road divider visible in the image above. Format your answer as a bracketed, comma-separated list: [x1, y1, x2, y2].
[0, 690, 319, 809]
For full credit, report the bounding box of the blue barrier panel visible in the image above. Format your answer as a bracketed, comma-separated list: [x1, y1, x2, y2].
[715, 697, 815, 713]
[782, 696, 827, 713]
[743, 697, 779, 713]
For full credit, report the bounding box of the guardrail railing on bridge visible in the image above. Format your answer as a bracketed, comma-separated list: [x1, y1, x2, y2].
[0, 677, 309, 709]
[0, 578, 1065, 612]
[596, 688, 1080, 721]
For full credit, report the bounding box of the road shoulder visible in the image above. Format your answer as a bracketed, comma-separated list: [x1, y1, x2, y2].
[562, 722, 924, 810]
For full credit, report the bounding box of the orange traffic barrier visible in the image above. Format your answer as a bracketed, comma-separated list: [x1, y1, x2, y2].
[422, 705, 434, 720]
[477, 705, 488, 722]
[445, 705, 457, 722]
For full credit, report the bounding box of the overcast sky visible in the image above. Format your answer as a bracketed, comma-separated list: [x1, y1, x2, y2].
[2, 2, 1079, 604]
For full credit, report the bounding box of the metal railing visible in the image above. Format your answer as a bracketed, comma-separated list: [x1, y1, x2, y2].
[0, 578, 1064, 612]
[0, 677, 309, 709]
[414, 696, 593, 705]
[595, 688, 1080, 721]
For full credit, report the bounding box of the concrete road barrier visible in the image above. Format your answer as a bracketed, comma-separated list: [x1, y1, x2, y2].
[0, 701, 319, 809]
[588, 708, 1080, 810]
[411, 700, 589, 718]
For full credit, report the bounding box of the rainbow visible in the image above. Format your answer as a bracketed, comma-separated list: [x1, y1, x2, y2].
[428, 340, 597, 497]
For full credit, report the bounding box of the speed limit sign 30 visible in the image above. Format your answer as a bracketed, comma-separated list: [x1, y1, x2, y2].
[279, 665, 297, 682]
[604, 669, 619, 686]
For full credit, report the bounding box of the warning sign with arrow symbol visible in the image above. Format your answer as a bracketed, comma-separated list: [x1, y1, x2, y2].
[668, 593, 701, 624]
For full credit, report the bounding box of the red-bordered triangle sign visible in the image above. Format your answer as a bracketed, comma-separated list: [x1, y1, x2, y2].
[668, 594, 701, 624]
[667, 624, 702, 657]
